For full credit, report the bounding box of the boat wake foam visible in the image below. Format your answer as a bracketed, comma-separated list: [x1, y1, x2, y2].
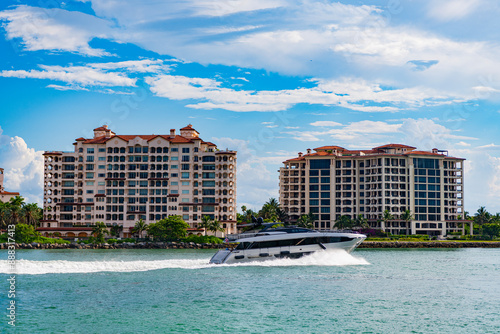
[0, 250, 368, 275]
[224, 249, 370, 267]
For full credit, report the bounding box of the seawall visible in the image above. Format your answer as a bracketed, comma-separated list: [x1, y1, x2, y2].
[0, 241, 234, 250]
[359, 241, 500, 248]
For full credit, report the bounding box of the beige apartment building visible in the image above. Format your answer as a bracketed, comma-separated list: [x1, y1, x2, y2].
[279, 144, 465, 236]
[0, 168, 20, 202]
[41, 125, 237, 237]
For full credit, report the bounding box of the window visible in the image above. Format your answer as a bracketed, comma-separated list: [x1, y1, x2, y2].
[310, 159, 331, 169]
[87, 156, 94, 162]
[86, 181, 94, 186]
[171, 165, 178, 169]
[181, 172, 189, 179]
[182, 148, 190, 153]
[182, 190, 189, 194]
[87, 148, 94, 153]
[181, 181, 190, 186]
[171, 157, 178, 161]
[171, 190, 179, 194]
[86, 173, 94, 178]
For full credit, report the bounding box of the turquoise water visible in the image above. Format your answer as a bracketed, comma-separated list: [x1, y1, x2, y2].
[1, 248, 500, 333]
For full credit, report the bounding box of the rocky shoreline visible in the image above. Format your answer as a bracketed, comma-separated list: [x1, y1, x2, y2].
[3, 240, 500, 250]
[0, 241, 234, 250]
[359, 241, 500, 248]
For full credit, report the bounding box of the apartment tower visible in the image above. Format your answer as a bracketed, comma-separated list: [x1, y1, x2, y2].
[279, 144, 465, 236]
[42, 125, 237, 237]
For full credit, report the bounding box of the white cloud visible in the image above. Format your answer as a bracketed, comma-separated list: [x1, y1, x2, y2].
[400, 118, 477, 149]
[145, 74, 463, 112]
[427, 0, 483, 22]
[0, 5, 112, 56]
[310, 121, 342, 127]
[0, 65, 136, 87]
[457, 141, 471, 147]
[0, 130, 44, 205]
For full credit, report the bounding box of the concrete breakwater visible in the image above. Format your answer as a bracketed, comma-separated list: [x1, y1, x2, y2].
[0, 241, 234, 250]
[359, 241, 500, 248]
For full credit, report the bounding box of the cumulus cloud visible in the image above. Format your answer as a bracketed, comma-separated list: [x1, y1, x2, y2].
[0, 128, 44, 205]
[0, 5, 112, 56]
[145, 75, 462, 112]
[0, 59, 172, 90]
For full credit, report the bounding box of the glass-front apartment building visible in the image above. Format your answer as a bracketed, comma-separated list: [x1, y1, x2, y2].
[279, 144, 465, 236]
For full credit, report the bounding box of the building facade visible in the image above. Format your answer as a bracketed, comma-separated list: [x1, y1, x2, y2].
[42, 125, 237, 237]
[279, 144, 465, 236]
[0, 168, 20, 202]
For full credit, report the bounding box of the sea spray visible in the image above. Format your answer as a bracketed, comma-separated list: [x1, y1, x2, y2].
[0, 249, 369, 275]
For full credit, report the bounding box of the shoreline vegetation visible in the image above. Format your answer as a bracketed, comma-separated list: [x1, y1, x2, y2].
[3, 240, 500, 250]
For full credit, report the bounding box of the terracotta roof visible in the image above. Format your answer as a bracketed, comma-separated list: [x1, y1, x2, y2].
[43, 152, 62, 156]
[93, 126, 110, 131]
[180, 124, 197, 131]
[303, 151, 334, 157]
[403, 151, 446, 156]
[314, 145, 346, 151]
[373, 144, 416, 150]
[284, 156, 305, 162]
[0, 191, 20, 195]
[404, 151, 465, 160]
[75, 137, 86, 141]
[203, 141, 217, 146]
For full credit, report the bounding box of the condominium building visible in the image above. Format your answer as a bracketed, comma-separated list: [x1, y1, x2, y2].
[0, 168, 20, 202]
[41, 125, 237, 237]
[279, 144, 465, 236]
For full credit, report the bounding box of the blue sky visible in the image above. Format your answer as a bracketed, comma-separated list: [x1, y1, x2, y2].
[1, 0, 500, 214]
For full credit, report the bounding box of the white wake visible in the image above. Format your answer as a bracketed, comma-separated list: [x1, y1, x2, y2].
[0, 250, 369, 275]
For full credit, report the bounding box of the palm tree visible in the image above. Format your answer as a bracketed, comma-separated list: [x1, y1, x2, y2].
[0, 201, 10, 229]
[401, 210, 413, 236]
[353, 214, 369, 230]
[381, 210, 393, 233]
[110, 224, 123, 238]
[92, 221, 109, 244]
[473, 207, 491, 236]
[22, 203, 42, 228]
[335, 215, 353, 230]
[132, 219, 148, 240]
[200, 215, 212, 236]
[297, 214, 314, 229]
[208, 219, 225, 237]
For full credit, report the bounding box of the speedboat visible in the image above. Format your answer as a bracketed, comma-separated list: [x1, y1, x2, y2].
[209, 221, 366, 264]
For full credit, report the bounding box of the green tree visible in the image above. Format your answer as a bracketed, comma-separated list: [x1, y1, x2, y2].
[297, 214, 314, 229]
[353, 214, 369, 230]
[147, 215, 189, 241]
[200, 215, 212, 236]
[92, 221, 109, 244]
[482, 223, 500, 240]
[132, 219, 148, 240]
[0, 201, 10, 229]
[381, 210, 394, 232]
[8, 196, 25, 225]
[22, 203, 42, 228]
[401, 210, 413, 236]
[335, 215, 353, 230]
[13, 223, 41, 243]
[208, 218, 225, 236]
[110, 225, 123, 238]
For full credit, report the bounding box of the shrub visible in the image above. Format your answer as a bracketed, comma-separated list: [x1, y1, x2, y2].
[183, 235, 223, 244]
[107, 238, 118, 244]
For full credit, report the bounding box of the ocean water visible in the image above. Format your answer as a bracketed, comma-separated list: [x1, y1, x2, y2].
[1, 248, 499, 333]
